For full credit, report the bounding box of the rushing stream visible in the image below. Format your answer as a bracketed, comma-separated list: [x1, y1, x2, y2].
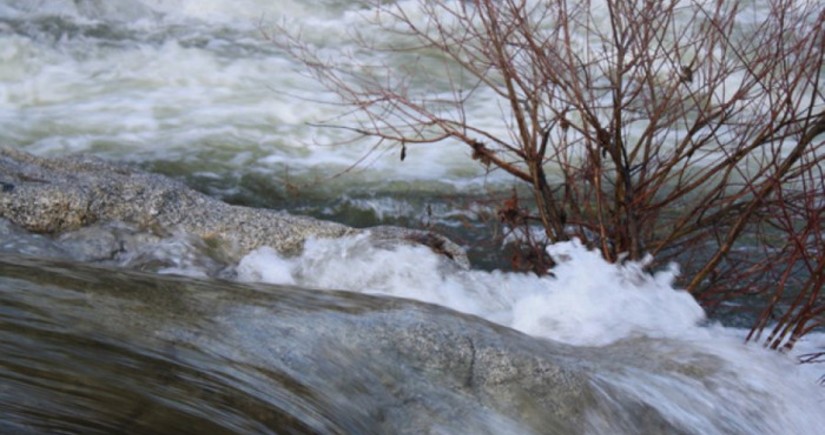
[1, 1, 824, 433]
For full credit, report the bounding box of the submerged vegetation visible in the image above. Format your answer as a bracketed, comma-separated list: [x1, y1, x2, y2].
[273, 0, 824, 350]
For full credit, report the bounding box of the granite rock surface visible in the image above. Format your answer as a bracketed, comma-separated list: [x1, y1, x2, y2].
[0, 148, 468, 266]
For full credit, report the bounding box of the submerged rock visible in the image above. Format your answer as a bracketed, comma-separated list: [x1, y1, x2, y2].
[0, 148, 468, 266]
[0, 254, 691, 435]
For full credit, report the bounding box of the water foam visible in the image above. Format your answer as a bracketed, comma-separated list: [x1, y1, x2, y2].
[0, 0, 506, 191]
[236, 235, 708, 346]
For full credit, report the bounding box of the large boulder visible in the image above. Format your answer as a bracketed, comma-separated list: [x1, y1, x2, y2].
[0, 147, 468, 266]
[0, 254, 687, 434]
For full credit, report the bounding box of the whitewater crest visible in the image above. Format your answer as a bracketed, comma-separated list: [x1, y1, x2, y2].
[237, 236, 706, 347]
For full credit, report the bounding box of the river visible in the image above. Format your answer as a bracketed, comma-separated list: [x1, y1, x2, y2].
[1, 1, 824, 433]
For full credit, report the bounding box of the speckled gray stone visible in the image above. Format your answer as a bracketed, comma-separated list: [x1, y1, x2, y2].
[0, 148, 468, 265]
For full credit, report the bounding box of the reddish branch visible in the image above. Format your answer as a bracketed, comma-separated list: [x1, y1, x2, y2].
[272, 0, 825, 351]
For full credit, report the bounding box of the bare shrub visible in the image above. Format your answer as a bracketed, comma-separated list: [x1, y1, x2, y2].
[270, 0, 825, 349]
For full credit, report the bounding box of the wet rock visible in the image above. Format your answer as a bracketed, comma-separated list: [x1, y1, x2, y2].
[0, 148, 467, 265]
[56, 224, 123, 262]
[0, 255, 689, 434]
[0, 218, 68, 258]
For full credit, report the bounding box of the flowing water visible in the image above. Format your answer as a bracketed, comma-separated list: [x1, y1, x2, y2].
[1, 1, 824, 433]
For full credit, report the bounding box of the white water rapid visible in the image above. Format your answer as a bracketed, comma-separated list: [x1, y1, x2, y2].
[234, 235, 825, 433]
[1, 1, 823, 434]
